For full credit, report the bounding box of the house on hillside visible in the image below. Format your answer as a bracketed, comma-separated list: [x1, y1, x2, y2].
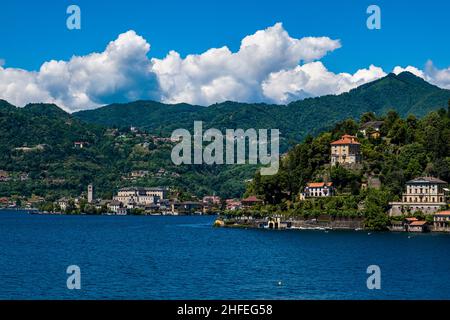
[241, 196, 263, 208]
[359, 121, 384, 139]
[130, 170, 149, 178]
[0, 170, 10, 182]
[225, 199, 242, 211]
[303, 182, 335, 198]
[202, 195, 221, 205]
[74, 141, 89, 149]
[330, 135, 362, 166]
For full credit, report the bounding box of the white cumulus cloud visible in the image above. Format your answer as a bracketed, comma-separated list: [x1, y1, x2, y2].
[0, 31, 159, 112]
[1, 24, 450, 112]
[151, 23, 341, 105]
[262, 62, 387, 104]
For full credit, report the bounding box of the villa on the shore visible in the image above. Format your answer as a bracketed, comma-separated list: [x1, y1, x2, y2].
[388, 176, 448, 216]
[408, 220, 429, 233]
[433, 210, 450, 232]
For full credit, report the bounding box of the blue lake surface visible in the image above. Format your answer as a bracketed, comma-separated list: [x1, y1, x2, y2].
[0, 210, 450, 300]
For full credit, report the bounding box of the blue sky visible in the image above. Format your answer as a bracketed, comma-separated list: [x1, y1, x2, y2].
[0, 0, 449, 111]
[1, 0, 449, 72]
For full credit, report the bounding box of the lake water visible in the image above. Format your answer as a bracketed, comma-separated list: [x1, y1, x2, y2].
[0, 210, 450, 300]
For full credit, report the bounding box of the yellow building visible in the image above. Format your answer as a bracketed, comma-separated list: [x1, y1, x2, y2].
[330, 135, 362, 166]
[359, 121, 384, 139]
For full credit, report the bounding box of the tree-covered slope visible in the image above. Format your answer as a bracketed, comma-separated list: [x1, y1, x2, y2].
[0, 102, 254, 199]
[74, 72, 450, 149]
[242, 107, 450, 230]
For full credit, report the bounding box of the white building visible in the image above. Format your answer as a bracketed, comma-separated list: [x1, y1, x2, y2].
[113, 187, 167, 207]
[434, 211, 450, 232]
[389, 177, 448, 216]
[107, 200, 122, 213]
[56, 198, 69, 211]
[303, 182, 335, 198]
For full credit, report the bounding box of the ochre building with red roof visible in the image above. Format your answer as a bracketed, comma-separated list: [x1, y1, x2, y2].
[330, 135, 362, 166]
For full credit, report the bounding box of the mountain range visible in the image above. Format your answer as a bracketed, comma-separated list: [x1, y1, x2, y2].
[0, 72, 449, 199]
[74, 72, 450, 148]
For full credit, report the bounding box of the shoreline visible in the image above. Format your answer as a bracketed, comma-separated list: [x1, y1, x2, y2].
[214, 215, 446, 234]
[215, 222, 450, 234]
[1, 208, 448, 234]
[0, 208, 219, 217]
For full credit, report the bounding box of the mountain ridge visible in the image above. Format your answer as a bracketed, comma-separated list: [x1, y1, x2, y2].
[72, 72, 450, 146]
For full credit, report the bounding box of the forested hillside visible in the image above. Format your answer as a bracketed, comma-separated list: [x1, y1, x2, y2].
[74, 72, 450, 149]
[244, 105, 450, 230]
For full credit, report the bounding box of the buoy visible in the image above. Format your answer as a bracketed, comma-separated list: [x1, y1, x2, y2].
[278, 281, 282, 286]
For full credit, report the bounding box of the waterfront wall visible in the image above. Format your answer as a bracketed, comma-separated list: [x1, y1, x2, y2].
[290, 217, 364, 230]
[223, 216, 364, 230]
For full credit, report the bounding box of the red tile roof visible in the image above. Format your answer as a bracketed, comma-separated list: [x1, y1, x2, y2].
[435, 211, 450, 216]
[241, 196, 263, 203]
[331, 134, 360, 145]
[307, 182, 333, 188]
[409, 221, 427, 226]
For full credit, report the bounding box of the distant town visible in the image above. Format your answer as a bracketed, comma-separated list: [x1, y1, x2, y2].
[0, 181, 260, 217]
